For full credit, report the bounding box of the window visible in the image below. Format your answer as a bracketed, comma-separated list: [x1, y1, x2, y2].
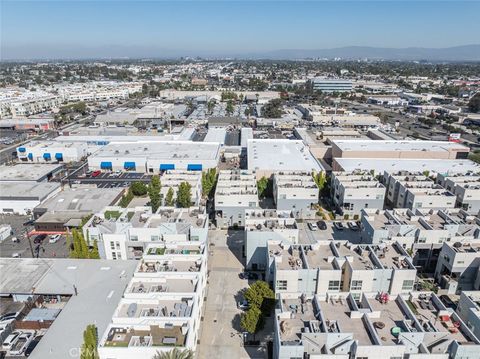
[112, 252, 117, 260]
[151, 235, 159, 241]
[402, 280, 414, 291]
[276, 280, 287, 290]
[328, 280, 340, 291]
[351, 280, 363, 291]
[130, 235, 138, 242]
[110, 241, 115, 250]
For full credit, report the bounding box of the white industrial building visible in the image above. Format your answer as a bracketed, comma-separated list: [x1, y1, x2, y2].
[0, 163, 65, 182]
[87, 141, 221, 173]
[247, 139, 323, 179]
[214, 170, 259, 229]
[17, 141, 88, 163]
[273, 171, 319, 217]
[0, 181, 61, 215]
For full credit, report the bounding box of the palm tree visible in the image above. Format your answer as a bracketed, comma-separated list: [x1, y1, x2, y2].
[152, 348, 194, 359]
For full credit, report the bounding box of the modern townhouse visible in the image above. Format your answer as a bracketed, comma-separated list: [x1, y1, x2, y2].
[267, 240, 416, 299]
[273, 171, 319, 217]
[274, 291, 480, 359]
[383, 171, 432, 208]
[244, 209, 298, 271]
[456, 291, 480, 341]
[332, 172, 386, 217]
[435, 242, 480, 293]
[214, 169, 259, 229]
[97, 242, 207, 359]
[160, 170, 202, 207]
[437, 173, 480, 214]
[85, 205, 208, 260]
[361, 208, 480, 272]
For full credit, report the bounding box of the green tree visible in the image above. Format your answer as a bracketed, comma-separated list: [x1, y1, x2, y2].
[226, 100, 234, 116]
[131, 181, 148, 196]
[244, 281, 275, 310]
[165, 187, 175, 206]
[312, 171, 327, 191]
[119, 188, 134, 207]
[152, 348, 194, 359]
[80, 324, 99, 359]
[240, 306, 263, 337]
[201, 168, 217, 198]
[69, 229, 99, 259]
[176, 182, 192, 208]
[149, 175, 162, 212]
[257, 177, 270, 198]
[468, 93, 480, 113]
[89, 240, 100, 259]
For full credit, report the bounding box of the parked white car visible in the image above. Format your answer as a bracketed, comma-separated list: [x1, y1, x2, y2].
[2, 330, 21, 351]
[10, 331, 34, 355]
[49, 234, 61, 243]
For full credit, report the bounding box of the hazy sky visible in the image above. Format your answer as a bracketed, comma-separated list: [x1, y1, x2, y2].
[1, 1, 479, 59]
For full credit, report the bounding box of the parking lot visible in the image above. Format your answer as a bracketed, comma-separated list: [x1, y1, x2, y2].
[0, 215, 70, 259]
[197, 230, 268, 359]
[69, 171, 152, 188]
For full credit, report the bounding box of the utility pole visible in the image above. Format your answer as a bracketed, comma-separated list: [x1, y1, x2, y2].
[26, 229, 34, 258]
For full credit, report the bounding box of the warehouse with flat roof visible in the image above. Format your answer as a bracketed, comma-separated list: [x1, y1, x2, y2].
[333, 158, 480, 175]
[87, 141, 221, 173]
[247, 139, 323, 178]
[0, 163, 64, 182]
[331, 140, 470, 160]
[0, 181, 61, 215]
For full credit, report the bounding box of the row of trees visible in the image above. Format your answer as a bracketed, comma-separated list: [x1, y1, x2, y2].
[240, 281, 275, 339]
[201, 168, 217, 198]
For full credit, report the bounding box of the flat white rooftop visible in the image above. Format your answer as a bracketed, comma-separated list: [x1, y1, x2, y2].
[91, 141, 220, 160]
[335, 158, 480, 174]
[0, 181, 60, 201]
[333, 140, 469, 152]
[247, 139, 323, 172]
[0, 163, 64, 182]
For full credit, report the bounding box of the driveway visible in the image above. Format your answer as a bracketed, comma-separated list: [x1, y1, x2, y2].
[197, 230, 266, 359]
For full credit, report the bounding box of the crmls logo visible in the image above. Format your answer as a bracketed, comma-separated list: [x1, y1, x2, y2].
[68, 347, 98, 357]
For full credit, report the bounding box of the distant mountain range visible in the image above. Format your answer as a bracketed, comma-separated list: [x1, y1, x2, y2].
[246, 45, 480, 61]
[2, 44, 480, 61]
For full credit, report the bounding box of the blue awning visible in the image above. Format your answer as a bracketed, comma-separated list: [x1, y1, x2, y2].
[160, 164, 175, 170]
[43, 153, 51, 160]
[100, 161, 113, 169]
[55, 153, 63, 161]
[18, 147, 26, 152]
[187, 164, 203, 171]
[27, 153, 33, 160]
[124, 162, 136, 170]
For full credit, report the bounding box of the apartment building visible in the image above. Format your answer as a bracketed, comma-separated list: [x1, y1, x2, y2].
[457, 291, 480, 341]
[85, 206, 208, 260]
[9, 95, 62, 117]
[332, 172, 386, 217]
[214, 170, 259, 229]
[17, 141, 88, 163]
[160, 170, 202, 207]
[273, 171, 319, 217]
[435, 242, 480, 293]
[437, 173, 480, 214]
[383, 171, 432, 208]
[98, 241, 207, 359]
[244, 209, 298, 270]
[266, 241, 342, 299]
[361, 208, 480, 272]
[274, 292, 480, 359]
[268, 240, 416, 299]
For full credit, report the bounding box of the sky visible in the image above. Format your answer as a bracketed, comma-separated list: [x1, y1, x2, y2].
[1, 0, 479, 59]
